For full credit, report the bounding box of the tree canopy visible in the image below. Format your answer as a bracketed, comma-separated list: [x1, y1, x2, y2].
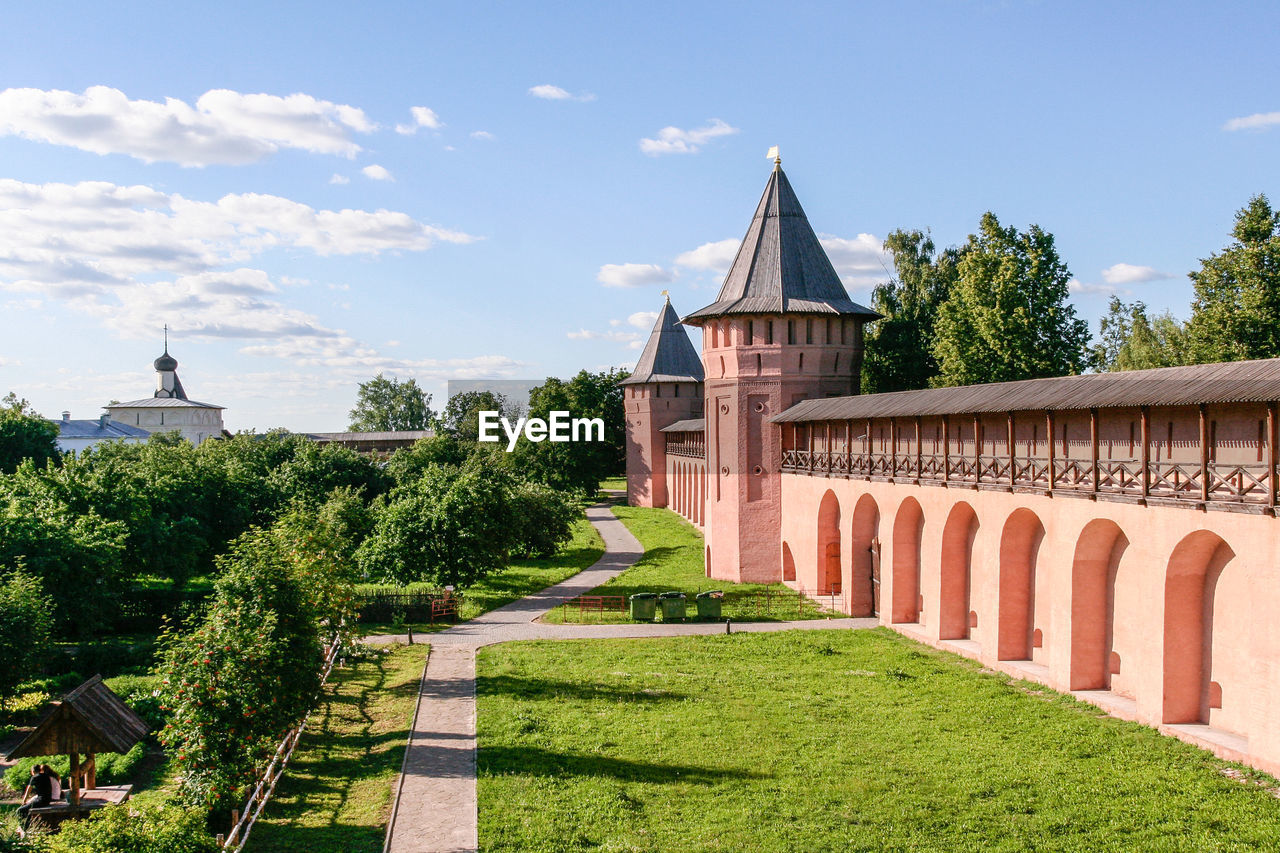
[1185, 194, 1280, 364]
[1093, 298, 1189, 372]
[862, 229, 960, 393]
[0, 393, 59, 474]
[439, 390, 513, 442]
[512, 369, 627, 492]
[931, 213, 1090, 386]
[347, 373, 435, 431]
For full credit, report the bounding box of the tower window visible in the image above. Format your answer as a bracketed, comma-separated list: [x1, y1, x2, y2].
[842, 320, 848, 345]
[747, 320, 754, 344]
[787, 320, 796, 345]
[806, 318, 813, 344]
[767, 320, 774, 344]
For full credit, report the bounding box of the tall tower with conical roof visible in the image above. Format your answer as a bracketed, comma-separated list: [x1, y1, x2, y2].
[621, 296, 705, 508]
[683, 161, 880, 583]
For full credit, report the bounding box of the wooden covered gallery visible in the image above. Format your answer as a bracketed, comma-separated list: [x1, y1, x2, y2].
[772, 357, 1280, 776]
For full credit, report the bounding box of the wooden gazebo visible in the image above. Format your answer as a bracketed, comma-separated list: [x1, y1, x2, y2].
[5, 675, 149, 821]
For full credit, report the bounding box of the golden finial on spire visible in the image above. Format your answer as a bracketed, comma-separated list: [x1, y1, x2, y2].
[766, 145, 780, 168]
[661, 289, 670, 304]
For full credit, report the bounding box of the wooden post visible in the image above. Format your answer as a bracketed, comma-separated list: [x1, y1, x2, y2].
[846, 419, 854, 475]
[915, 416, 923, 480]
[890, 418, 898, 479]
[865, 418, 873, 478]
[967, 412, 977, 481]
[942, 415, 951, 483]
[1046, 411, 1056, 491]
[69, 751, 80, 807]
[808, 423, 815, 473]
[825, 421, 833, 475]
[1008, 412, 1016, 486]
[84, 753, 95, 789]
[1199, 403, 1210, 503]
[1090, 408, 1099, 496]
[1140, 407, 1151, 500]
[1269, 402, 1278, 512]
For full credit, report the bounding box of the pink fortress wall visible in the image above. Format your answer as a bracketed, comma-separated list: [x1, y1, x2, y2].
[780, 472, 1280, 776]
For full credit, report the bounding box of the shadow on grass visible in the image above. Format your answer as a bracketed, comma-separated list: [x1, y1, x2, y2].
[479, 745, 768, 785]
[477, 674, 688, 703]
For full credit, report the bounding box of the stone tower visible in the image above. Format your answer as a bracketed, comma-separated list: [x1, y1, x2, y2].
[621, 296, 704, 508]
[682, 161, 880, 583]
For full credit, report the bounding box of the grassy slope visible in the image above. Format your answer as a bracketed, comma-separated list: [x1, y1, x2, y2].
[542, 505, 832, 624]
[478, 629, 1280, 852]
[248, 643, 427, 853]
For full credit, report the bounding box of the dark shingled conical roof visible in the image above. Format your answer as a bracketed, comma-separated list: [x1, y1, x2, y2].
[683, 164, 880, 323]
[620, 298, 704, 385]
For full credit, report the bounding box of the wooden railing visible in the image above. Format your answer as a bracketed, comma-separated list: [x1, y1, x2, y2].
[780, 449, 1275, 512]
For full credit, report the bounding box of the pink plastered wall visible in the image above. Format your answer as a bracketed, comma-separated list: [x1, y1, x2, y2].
[780, 472, 1280, 777]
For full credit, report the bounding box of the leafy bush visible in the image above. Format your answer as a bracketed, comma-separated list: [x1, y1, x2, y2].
[45, 800, 218, 853]
[507, 481, 577, 558]
[0, 569, 53, 713]
[105, 674, 165, 736]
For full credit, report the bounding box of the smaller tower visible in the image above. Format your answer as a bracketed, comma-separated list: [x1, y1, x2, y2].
[621, 296, 704, 508]
[153, 328, 187, 400]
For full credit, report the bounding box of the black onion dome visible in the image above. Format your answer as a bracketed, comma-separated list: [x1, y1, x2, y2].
[153, 350, 178, 371]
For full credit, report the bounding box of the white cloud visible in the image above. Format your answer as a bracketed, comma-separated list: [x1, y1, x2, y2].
[361, 164, 394, 181]
[567, 328, 641, 344]
[675, 238, 739, 273]
[1100, 263, 1169, 285]
[396, 105, 444, 134]
[329, 173, 349, 185]
[1223, 111, 1280, 132]
[0, 86, 375, 166]
[1068, 278, 1117, 296]
[596, 263, 673, 288]
[0, 179, 477, 358]
[528, 84, 595, 102]
[820, 233, 889, 291]
[627, 310, 659, 329]
[470, 130, 495, 140]
[639, 119, 738, 155]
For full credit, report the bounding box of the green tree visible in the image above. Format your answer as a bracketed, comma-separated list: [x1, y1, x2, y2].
[512, 369, 628, 492]
[440, 390, 512, 442]
[932, 212, 1090, 386]
[862, 229, 961, 393]
[1185, 194, 1280, 363]
[267, 441, 390, 508]
[0, 569, 53, 713]
[0, 475, 127, 634]
[348, 373, 435, 431]
[0, 393, 59, 474]
[157, 531, 326, 809]
[507, 480, 577, 558]
[385, 435, 472, 485]
[1094, 297, 1190, 371]
[356, 461, 517, 587]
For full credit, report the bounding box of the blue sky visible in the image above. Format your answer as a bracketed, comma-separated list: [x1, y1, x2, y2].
[0, 1, 1276, 431]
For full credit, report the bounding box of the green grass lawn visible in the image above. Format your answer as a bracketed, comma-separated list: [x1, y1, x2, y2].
[598, 476, 626, 492]
[542, 505, 833, 624]
[361, 515, 605, 635]
[247, 643, 427, 853]
[477, 628, 1280, 852]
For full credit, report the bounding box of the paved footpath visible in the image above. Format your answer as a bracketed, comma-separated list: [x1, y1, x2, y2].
[380, 500, 876, 853]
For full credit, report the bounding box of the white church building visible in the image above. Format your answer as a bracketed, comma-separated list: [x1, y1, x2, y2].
[106, 345, 226, 445]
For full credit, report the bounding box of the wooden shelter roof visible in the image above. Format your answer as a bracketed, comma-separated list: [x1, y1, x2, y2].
[5, 675, 150, 760]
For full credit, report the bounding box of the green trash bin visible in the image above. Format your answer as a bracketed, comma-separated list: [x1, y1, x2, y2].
[629, 592, 658, 621]
[696, 590, 723, 620]
[658, 591, 687, 621]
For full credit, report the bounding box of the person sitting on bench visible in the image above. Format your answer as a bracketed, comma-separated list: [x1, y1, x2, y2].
[17, 765, 53, 826]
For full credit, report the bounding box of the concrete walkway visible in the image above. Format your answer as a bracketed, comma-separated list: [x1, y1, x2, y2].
[381, 501, 875, 853]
